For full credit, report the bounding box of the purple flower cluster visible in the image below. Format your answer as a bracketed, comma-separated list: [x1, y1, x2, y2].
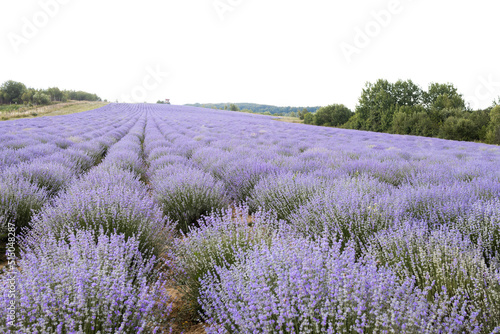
[31, 164, 174, 259]
[249, 172, 325, 221]
[151, 164, 228, 232]
[0, 229, 171, 333]
[199, 236, 480, 333]
[144, 112, 228, 231]
[0, 104, 142, 231]
[368, 222, 500, 331]
[173, 206, 282, 316]
[0, 177, 48, 231]
[288, 175, 396, 254]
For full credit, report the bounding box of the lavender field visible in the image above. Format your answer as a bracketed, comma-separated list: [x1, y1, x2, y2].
[1, 103, 500, 333]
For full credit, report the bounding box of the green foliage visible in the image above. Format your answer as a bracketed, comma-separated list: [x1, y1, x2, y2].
[229, 103, 239, 111]
[354, 79, 423, 132]
[368, 226, 500, 331]
[423, 82, 465, 110]
[392, 109, 438, 137]
[303, 112, 314, 124]
[33, 92, 51, 105]
[46, 87, 63, 101]
[0, 80, 26, 104]
[0, 80, 100, 106]
[313, 104, 353, 127]
[298, 108, 308, 120]
[486, 105, 500, 144]
[66, 90, 100, 101]
[438, 117, 476, 141]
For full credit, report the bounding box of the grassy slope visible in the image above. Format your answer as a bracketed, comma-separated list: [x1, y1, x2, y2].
[0, 101, 108, 121]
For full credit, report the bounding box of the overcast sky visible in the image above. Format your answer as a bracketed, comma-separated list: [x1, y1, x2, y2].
[1, 0, 499, 109]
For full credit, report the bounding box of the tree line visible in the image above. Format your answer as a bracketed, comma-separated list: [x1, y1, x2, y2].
[186, 102, 321, 116]
[0, 80, 101, 106]
[302, 79, 500, 145]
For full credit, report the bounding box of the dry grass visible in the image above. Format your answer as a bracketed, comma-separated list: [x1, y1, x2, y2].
[273, 116, 304, 124]
[0, 101, 108, 121]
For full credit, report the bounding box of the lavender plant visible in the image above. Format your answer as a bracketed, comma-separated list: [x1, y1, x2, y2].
[367, 223, 500, 331]
[288, 175, 395, 255]
[456, 198, 500, 264]
[173, 206, 280, 317]
[0, 177, 48, 232]
[151, 164, 229, 232]
[31, 167, 174, 258]
[249, 172, 324, 221]
[0, 229, 171, 333]
[199, 236, 480, 333]
[2, 160, 75, 196]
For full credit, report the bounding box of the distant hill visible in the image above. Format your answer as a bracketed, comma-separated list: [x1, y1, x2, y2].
[186, 103, 321, 115]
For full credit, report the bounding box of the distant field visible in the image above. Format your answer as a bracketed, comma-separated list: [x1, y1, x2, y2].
[0, 101, 108, 121]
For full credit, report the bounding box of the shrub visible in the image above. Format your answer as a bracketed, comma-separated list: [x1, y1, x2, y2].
[199, 236, 479, 333]
[147, 154, 191, 178]
[0, 177, 48, 232]
[288, 176, 394, 255]
[2, 161, 75, 196]
[456, 198, 500, 264]
[31, 167, 173, 258]
[151, 164, 228, 232]
[367, 223, 500, 331]
[173, 206, 280, 317]
[249, 172, 324, 221]
[102, 149, 146, 179]
[0, 230, 171, 333]
[393, 180, 499, 227]
[217, 158, 280, 202]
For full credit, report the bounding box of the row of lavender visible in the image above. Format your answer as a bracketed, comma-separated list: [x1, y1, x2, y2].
[1, 103, 500, 333]
[1, 105, 175, 332]
[142, 104, 500, 333]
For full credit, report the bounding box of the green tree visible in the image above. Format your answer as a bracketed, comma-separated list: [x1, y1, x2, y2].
[355, 79, 423, 132]
[314, 104, 353, 127]
[423, 83, 465, 111]
[392, 108, 438, 137]
[47, 87, 63, 101]
[21, 88, 35, 105]
[0, 80, 27, 104]
[33, 91, 51, 105]
[298, 108, 308, 120]
[303, 112, 314, 124]
[392, 79, 423, 107]
[492, 97, 500, 107]
[229, 103, 239, 111]
[438, 116, 476, 141]
[486, 105, 500, 144]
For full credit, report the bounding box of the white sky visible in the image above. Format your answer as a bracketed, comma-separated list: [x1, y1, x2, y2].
[1, 0, 499, 110]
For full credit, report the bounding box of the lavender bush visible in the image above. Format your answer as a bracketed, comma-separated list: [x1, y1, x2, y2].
[249, 172, 325, 221]
[31, 166, 173, 258]
[151, 164, 229, 232]
[199, 236, 480, 333]
[173, 206, 280, 316]
[456, 198, 500, 263]
[288, 175, 395, 254]
[0, 177, 48, 232]
[367, 223, 500, 331]
[0, 229, 171, 333]
[2, 160, 75, 196]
